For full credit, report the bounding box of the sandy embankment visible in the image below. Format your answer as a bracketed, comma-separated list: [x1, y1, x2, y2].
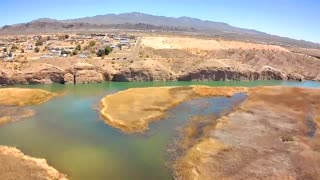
[0, 146, 67, 180]
[0, 88, 57, 125]
[99, 86, 248, 133]
[174, 86, 320, 179]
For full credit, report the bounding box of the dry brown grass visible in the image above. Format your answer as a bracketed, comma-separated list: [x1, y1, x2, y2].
[174, 87, 320, 180]
[0, 88, 57, 106]
[0, 88, 56, 126]
[100, 86, 247, 133]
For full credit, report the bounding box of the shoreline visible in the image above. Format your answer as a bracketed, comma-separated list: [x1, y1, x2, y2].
[172, 86, 320, 179]
[0, 146, 67, 180]
[99, 86, 248, 133]
[0, 88, 57, 126]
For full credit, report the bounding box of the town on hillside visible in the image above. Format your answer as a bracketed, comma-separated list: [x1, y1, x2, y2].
[0, 33, 138, 61]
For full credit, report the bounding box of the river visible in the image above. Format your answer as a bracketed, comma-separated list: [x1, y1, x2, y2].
[0, 81, 319, 180]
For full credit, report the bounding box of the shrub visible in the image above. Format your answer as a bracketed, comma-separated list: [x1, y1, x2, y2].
[96, 49, 105, 57]
[34, 47, 40, 53]
[75, 44, 81, 51]
[104, 46, 113, 55]
[89, 41, 96, 47]
[35, 40, 44, 46]
[11, 45, 19, 50]
[72, 50, 78, 56]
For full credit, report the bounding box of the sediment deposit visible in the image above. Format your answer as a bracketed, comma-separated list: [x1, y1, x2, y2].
[100, 86, 247, 133]
[0, 88, 56, 125]
[174, 86, 320, 180]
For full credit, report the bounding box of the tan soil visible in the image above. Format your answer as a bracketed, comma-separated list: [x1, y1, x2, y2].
[0, 146, 67, 180]
[141, 36, 289, 52]
[1, 35, 320, 84]
[174, 87, 320, 180]
[100, 86, 247, 133]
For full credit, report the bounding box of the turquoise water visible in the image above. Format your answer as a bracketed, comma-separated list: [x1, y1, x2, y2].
[0, 81, 320, 180]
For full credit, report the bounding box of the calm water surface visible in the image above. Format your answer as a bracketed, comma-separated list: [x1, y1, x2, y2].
[0, 81, 320, 180]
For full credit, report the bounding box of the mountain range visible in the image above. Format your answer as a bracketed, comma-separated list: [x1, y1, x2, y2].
[1, 12, 319, 49]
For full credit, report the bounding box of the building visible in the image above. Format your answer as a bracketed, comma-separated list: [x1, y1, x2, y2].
[50, 50, 61, 57]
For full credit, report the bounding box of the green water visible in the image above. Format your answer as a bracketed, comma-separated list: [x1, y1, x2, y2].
[0, 81, 320, 180]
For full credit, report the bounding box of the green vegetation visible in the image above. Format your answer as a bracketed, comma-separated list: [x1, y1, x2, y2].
[89, 41, 96, 47]
[96, 46, 113, 57]
[75, 44, 81, 51]
[96, 49, 105, 57]
[34, 47, 40, 53]
[104, 46, 113, 55]
[35, 40, 44, 46]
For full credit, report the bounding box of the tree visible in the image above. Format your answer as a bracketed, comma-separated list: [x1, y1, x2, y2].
[21, 49, 25, 53]
[96, 49, 105, 57]
[72, 50, 78, 56]
[65, 34, 69, 39]
[34, 47, 40, 53]
[35, 40, 44, 46]
[75, 44, 81, 51]
[3, 48, 7, 53]
[11, 45, 19, 50]
[104, 46, 113, 55]
[89, 41, 96, 47]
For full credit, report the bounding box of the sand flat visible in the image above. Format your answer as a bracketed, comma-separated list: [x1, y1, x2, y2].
[141, 36, 289, 52]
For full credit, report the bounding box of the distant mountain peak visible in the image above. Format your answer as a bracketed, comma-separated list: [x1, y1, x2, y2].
[1, 12, 319, 48]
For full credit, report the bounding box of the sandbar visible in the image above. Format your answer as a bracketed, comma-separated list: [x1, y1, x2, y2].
[0, 88, 57, 125]
[100, 86, 247, 133]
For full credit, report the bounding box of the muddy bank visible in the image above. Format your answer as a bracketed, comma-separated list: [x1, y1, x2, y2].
[0, 88, 57, 125]
[173, 86, 320, 179]
[100, 86, 248, 133]
[0, 146, 67, 180]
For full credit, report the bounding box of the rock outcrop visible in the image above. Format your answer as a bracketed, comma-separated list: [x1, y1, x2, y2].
[178, 65, 290, 81]
[287, 73, 305, 81]
[314, 75, 320, 81]
[257, 66, 287, 80]
[0, 146, 67, 180]
[23, 64, 65, 84]
[0, 70, 27, 85]
[112, 60, 177, 81]
[64, 63, 104, 84]
[178, 66, 259, 81]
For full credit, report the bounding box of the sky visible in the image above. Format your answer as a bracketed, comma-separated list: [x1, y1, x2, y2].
[0, 0, 319, 43]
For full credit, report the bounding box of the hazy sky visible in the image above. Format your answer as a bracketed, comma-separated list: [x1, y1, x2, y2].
[1, 0, 319, 43]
